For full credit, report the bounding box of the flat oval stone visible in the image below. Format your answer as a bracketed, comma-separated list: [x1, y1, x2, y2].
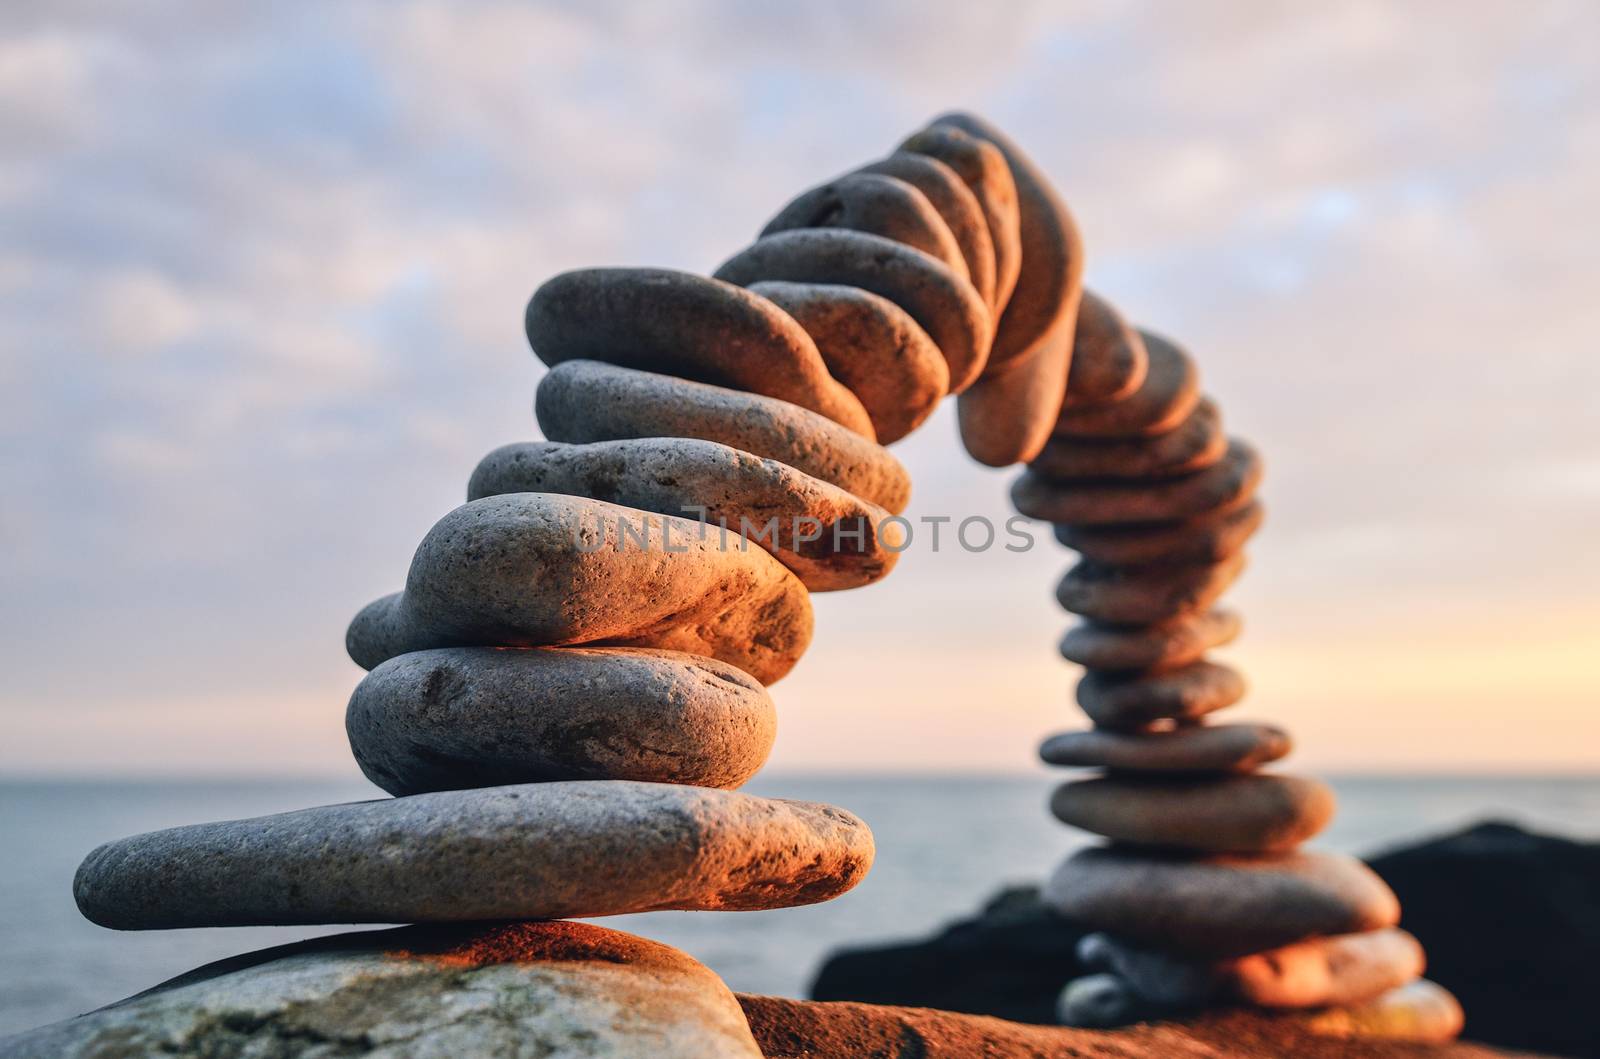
[1228, 928, 1426, 1008]
[934, 112, 1084, 379]
[525, 268, 873, 437]
[1050, 774, 1336, 852]
[956, 325, 1071, 467]
[1053, 331, 1199, 439]
[762, 173, 967, 280]
[1030, 398, 1225, 480]
[857, 151, 996, 308]
[468, 438, 899, 591]
[346, 647, 777, 796]
[1043, 847, 1401, 957]
[1294, 979, 1463, 1043]
[1055, 554, 1246, 624]
[1075, 933, 1225, 1007]
[0, 921, 765, 1059]
[1058, 609, 1242, 670]
[1040, 722, 1291, 774]
[345, 494, 812, 685]
[715, 229, 992, 394]
[1056, 498, 1265, 567]
[899, 122, 1022, 315]
[1077, 660, 1248, 729]
[748, 281, 947, 444]
[1062, 290, 1148, 406]
[1014, 439, 1261, 526]
[535, 360, 910, 514]
[73, 780, 875, 928]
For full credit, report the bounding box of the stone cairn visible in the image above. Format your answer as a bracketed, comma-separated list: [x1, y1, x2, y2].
[65, 112, 1457, 1046]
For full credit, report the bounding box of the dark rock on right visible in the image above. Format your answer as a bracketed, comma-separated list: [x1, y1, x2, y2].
[1368, 820, 1600, 1059]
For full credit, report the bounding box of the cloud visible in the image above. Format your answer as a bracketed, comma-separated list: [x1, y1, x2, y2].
[1, 0, 1597, 774]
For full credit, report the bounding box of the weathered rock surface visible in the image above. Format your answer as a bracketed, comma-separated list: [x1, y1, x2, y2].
[466, 438, 899, 591]
[1057, 608, 1242, 671]
[715, 228, 992, 393]
[748, 280, 947, 443]
[0, 922, 762, 1059]
[762, 173, 969, 281]
[855, 151, 996, 308]
[535, 360, 911, 513]
[1052, 330, 1199, 438]
[741, 995, 1527, 1059]
[74, 780, 874, 928]
[1369, 821, 1600, 1057]
[1055, 498, 1265, 566]
[1055, 553, 1245, 625]
[1033, 396, 1223, 479]
[1040, 722, 1291, 774]
[1077, 659, 1249, 729]
[1014, 438, 1261, 525]
[1060, 288, 1147, 405]
[1044, 847, 1400, 957]
[525, 267, 874, 437]
[346, 646, 777, 795]
[1050, 773, 1336, 852]
[345, 493, 813, 684]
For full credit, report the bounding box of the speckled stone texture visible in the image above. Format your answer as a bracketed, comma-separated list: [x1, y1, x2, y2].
[0, 922, 763, 1059]
[346, 646, 777, 795]
[74, 781, 874, 929]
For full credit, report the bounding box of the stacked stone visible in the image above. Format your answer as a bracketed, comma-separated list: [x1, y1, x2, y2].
[1012, 323, 1461, 1038]
[63, 114, 1085, 1054]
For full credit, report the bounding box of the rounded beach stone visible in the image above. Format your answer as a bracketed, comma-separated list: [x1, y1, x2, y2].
[525, 268, 873, 437]
[1040, 723, 1292, 774]
[934, 112, 1084, 378]
[1077, 660, 1248, 729]
[762, 173, 968, 280]
[715, 228, 992, 394]
[1014, 438, 1261, 526]
[1050, 774, 1336, 852]
[1062, 290, 1148, 406]
[1055, 973, 1140, 1028]
[1030, 398, 1225, 481]
[345, 493, 812, 685]
[748, 281, 947, 444]
[467, 438, 899, 591]
[1055, 554, 1246, 625]
[1056, 499, 1264, 566]
[899, 122, 1022, 315]
[1053, 330, 1200, 439]
[1043, 847, 1401, 957]
[1077, 933, 1225, 1007]
[0, 921, 765, 1059]
[1228, 928, 1426, 1009]
[346, 646, 777, 796]
[535, 360, 910, 513]
[1295, 979, 1463, 1043]
[73, 780, 875, 929]
[1058, 609, 1241, 670]
[956, 325, 1071, 467]
[856, 151, 996, 308]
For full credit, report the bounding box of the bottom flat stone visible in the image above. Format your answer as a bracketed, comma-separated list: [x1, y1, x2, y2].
[0, 921, 761, 1059]
[73, 780, 874, 929]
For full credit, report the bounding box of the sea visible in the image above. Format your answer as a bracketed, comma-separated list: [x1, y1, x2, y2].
[3, 772, 1598, 1037]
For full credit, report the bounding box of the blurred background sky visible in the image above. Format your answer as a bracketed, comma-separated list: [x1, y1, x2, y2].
[2, 1, 1596, 778]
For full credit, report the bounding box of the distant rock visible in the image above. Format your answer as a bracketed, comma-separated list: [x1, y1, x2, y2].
[812, 820, 1599, 1057]
[1369, 820, 1600, 1058]
[0, 921, 762, 1058]
[810, 885, 1087, 1023]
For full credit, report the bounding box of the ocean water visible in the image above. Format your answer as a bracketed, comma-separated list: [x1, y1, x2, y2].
[2, 772, 1598, 1037]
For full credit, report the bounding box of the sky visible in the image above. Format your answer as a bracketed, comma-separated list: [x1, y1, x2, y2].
[1, 1, 1597, 778]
